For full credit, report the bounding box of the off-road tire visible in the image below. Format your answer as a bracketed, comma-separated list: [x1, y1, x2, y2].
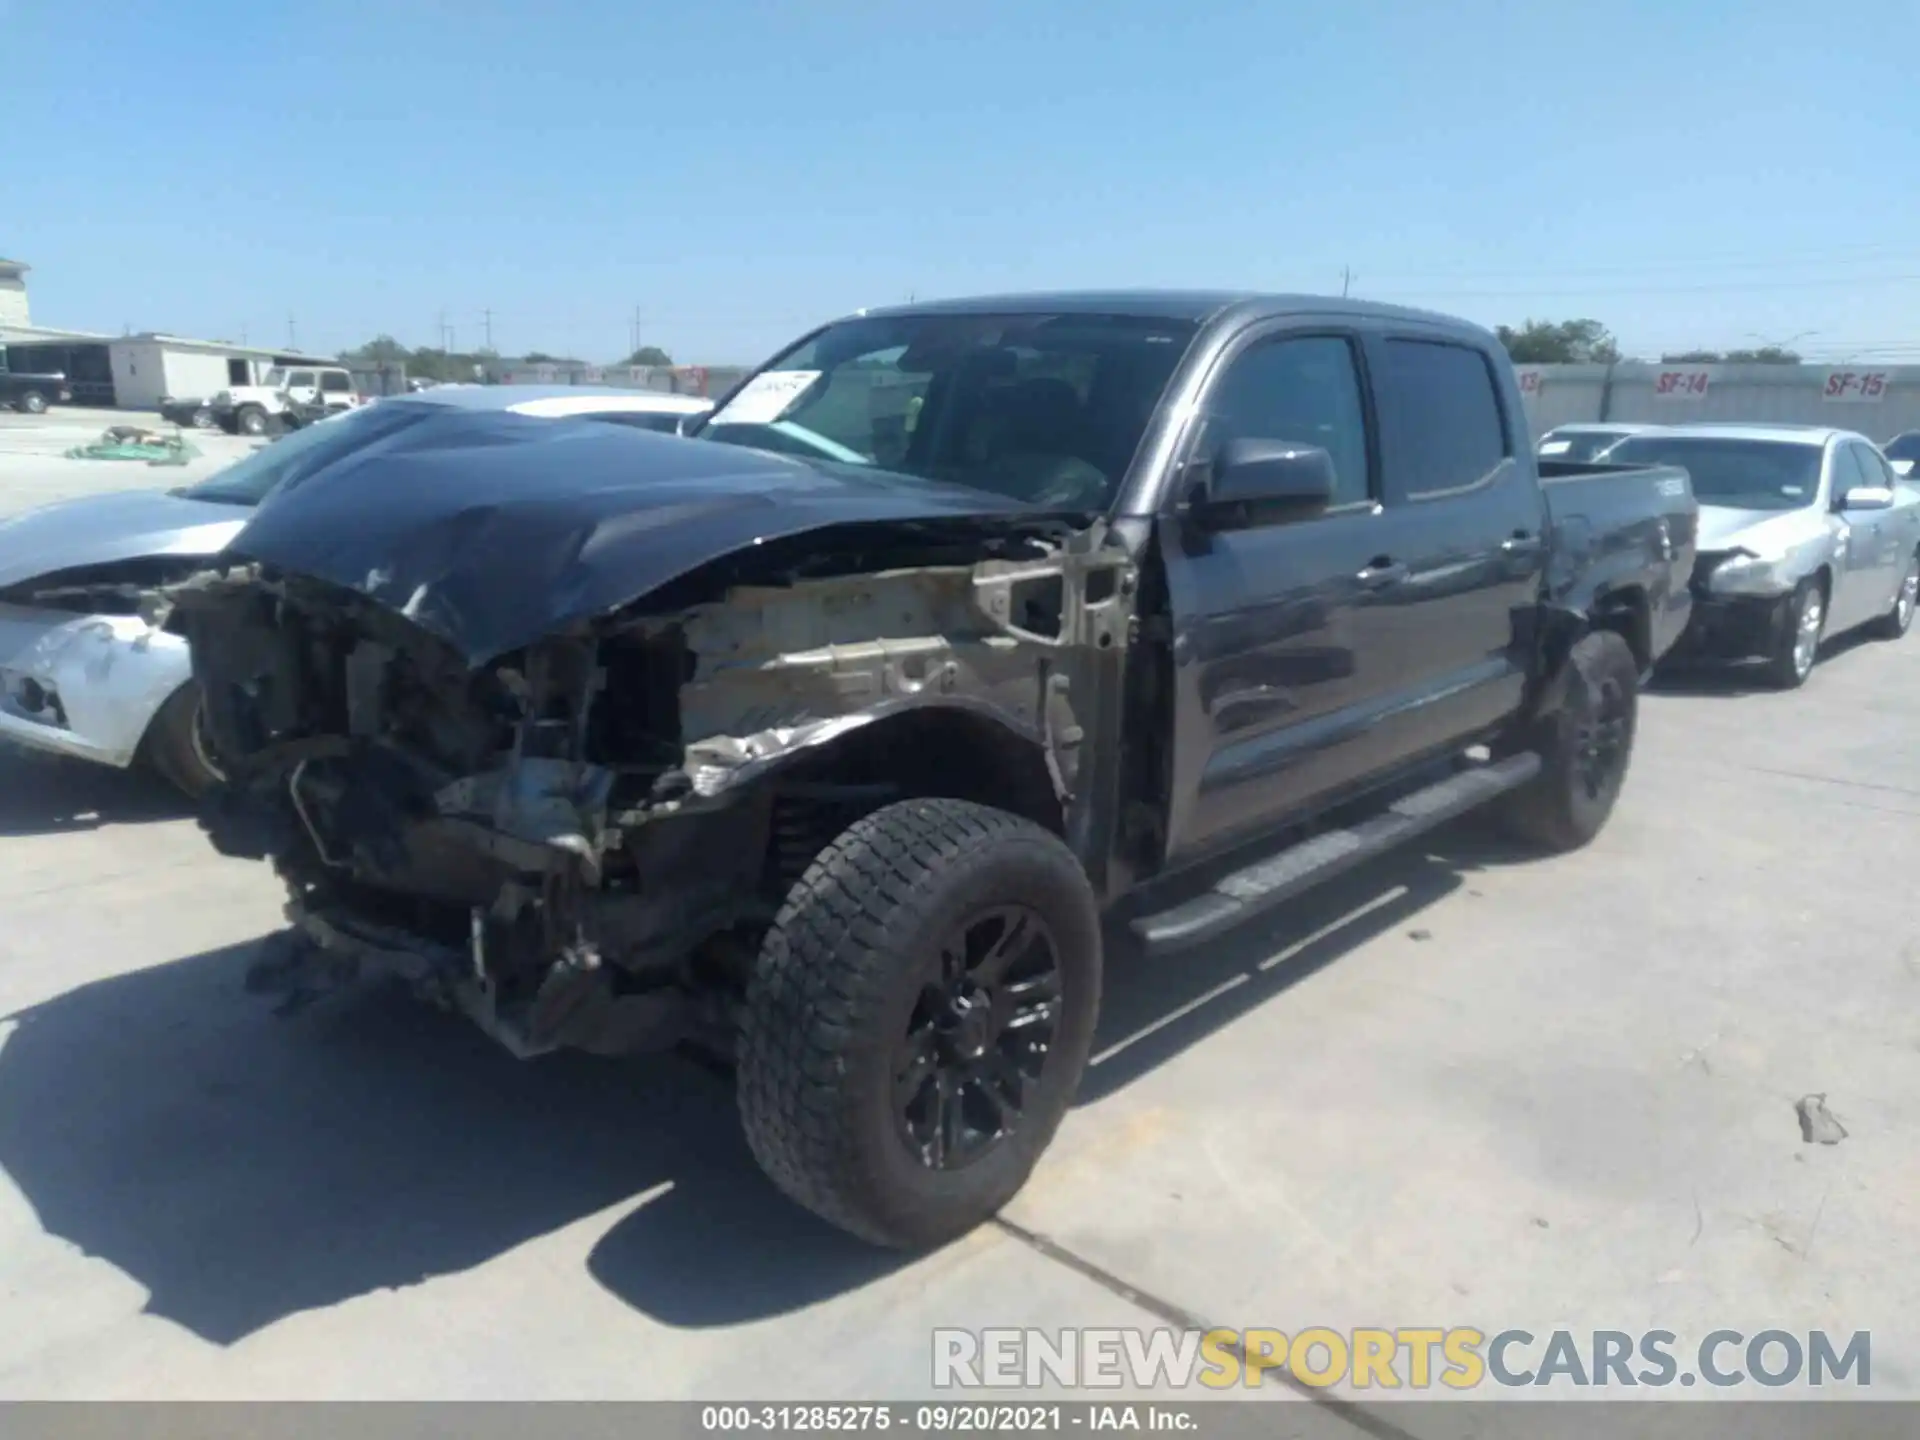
[1764, 577, 1825, 689]
[234, 405, 269, 437]
[142, 683, 222, 799]
[738, 798, 1102, 1249]
[1495, 629, 1639, 853]
[1866, 549, 1919, 641]
[18, 390, 47, 415]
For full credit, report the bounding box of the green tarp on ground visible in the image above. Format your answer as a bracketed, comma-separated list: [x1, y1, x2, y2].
[63, 430, 200, 465]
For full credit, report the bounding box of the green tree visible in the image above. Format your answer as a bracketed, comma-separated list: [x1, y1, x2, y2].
[340, 335, 409, 363]
[1495, 319, 1621, 365]
[1660, 347, 1802, 365]
[622, 345, 673, 367]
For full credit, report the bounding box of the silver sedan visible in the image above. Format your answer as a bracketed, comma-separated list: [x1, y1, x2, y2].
[0, 387, 711, 793]
[1605, 424, 1920, 688]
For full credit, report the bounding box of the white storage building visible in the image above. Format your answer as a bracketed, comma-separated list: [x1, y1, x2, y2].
[106, 334, 336, 410]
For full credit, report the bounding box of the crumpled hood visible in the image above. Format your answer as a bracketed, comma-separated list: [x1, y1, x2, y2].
[0, 488, 249, 591]
[225, 409, 1044, 665]
[1696, 503, 1828, 555]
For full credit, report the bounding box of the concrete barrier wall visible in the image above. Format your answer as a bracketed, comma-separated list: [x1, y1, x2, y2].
[1515, 362, 1920, 441]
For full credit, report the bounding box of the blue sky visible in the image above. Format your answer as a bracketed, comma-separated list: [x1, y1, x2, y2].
[4, 0, 1916, 366]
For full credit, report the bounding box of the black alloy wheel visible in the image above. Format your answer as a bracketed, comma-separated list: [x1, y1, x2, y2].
[894, 904, 1062, 1171]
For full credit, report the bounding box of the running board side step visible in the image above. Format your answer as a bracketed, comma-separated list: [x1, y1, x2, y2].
[1130, 752, 1543, 954]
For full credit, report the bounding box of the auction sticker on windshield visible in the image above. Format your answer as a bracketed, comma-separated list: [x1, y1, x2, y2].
[712, 370, 822, 425]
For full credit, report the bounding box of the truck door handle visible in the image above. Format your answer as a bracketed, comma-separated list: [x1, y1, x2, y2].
[1357, 557, 1407, 588]
[1501, 531, 1543, 556]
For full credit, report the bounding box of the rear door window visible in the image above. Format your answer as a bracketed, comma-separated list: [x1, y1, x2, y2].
[320, 372, 352, 393]
[1374, 339, 1510, 501]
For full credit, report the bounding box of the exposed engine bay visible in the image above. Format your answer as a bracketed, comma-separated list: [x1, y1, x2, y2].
[162, 517, 1138, 1060]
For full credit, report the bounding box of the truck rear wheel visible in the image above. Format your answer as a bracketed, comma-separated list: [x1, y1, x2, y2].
[1495, 628, 1638, 853]
[737, 798, 1102, 1248]
[235, 405, 269, 436]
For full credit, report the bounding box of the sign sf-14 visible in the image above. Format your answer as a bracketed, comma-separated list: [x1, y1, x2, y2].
[1653, 368, 1712, 400]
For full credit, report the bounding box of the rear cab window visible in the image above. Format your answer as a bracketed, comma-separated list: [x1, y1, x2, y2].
[1372, 338, 1512, 502]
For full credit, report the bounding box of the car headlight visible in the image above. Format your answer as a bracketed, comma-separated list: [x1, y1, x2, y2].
[1705, 546, 1793, 596]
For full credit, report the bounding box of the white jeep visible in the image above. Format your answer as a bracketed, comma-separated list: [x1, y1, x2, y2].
[211, 365, 360, 436]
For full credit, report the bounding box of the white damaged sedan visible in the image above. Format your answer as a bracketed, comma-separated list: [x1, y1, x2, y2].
[1607, 424, 1920, 688]
[0, 386, 711, 793]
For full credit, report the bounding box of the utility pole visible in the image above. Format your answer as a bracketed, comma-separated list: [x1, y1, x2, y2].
[1341, 266, 1353, 298]
[481, 308, 493, 351]
[629, 305, 643, 360]
[288, 314, 297, 348]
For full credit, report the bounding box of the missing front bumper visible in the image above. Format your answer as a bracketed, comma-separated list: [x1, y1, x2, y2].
[1671, 594, 1789, 663]
[250, 898, 697, 1059]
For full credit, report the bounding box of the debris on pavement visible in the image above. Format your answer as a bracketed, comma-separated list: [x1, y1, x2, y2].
[64, 426, 199, 465]
[1795, 1093, 1848, 1145]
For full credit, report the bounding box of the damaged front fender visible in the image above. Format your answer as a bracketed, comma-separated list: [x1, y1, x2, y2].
[172, 510, 1138, 1059]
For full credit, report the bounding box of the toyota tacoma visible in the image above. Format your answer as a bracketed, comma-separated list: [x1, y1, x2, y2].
[164, 293, 1697, 1247]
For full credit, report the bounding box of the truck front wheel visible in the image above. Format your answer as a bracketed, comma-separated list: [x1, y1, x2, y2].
[1496, 628, 1639, 853]
[234, 405, 269, 436]
[18, 390, 47, 414]
[738, 798, 1103, 1248]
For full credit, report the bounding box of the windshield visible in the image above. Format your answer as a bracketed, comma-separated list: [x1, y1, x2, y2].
[1539, 429, 1632, 463]
[1884, 433, 1920, 463]
[698, 311, 1201, 509]
[1605, 435, 1822, 511]
[175, 402, 434, 505]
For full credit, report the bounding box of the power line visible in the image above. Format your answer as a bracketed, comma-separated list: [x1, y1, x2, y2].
[1358, 244, 1920, 285]
[1375, 273, 1920, 301]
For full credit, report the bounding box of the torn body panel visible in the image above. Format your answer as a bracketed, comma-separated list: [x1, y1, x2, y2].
[173, 515, 1137, 1060]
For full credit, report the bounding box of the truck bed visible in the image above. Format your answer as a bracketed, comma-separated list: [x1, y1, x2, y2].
[1537, 458, 1697, 665]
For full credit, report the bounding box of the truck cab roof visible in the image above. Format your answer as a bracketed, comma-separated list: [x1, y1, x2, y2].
[853, 289, 1496, 340]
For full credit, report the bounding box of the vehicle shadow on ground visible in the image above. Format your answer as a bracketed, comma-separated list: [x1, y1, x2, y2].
[0, 944, 902, 1344]
[0, 746, 188, 836]
[1080, 821, 1517, 1104]
[1647, 630, 1878, 698]
[0, 823, 1525, 1342]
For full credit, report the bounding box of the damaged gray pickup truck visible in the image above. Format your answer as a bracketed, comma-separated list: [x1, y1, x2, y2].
[163, 293, 1697, 1247]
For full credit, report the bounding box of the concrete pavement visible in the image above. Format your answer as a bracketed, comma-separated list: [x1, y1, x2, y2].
[0, 414, 1913, 1414]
